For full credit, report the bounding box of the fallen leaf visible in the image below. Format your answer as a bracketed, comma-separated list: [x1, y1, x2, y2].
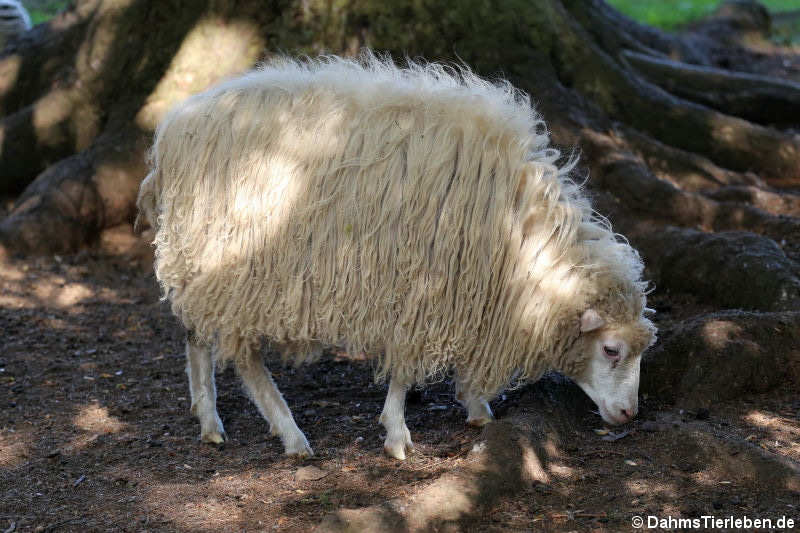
[624, 459, 637, 466]
[593, 428, 610, 436]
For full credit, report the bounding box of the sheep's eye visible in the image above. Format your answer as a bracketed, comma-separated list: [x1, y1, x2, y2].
[603, 346, 620, 359]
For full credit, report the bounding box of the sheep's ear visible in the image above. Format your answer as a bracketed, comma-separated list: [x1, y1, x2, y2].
[580, 309, 605, 333]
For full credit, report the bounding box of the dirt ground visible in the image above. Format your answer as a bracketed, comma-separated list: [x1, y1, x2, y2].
[0, 225, 798, 532]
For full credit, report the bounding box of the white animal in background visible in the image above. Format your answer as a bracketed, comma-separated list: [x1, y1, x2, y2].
[0, 0, 31, 48]
[136, 53, 656, 460]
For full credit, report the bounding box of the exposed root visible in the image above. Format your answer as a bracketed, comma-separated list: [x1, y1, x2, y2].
[581, 130, 800, 245]
[633, 227, 800, 312]
[706, 186, 800, 218]
[621, 49, 800, 127]
[613, 126, 764, 192]
[0, 132, 146, 255]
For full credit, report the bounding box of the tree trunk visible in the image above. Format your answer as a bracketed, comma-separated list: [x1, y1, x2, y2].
[1, 0, 799, 319]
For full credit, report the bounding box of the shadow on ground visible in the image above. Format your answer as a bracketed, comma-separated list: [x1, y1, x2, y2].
[0, 236, 798, 532]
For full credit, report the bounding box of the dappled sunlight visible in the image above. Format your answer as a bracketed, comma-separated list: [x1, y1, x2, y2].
[0, 273, 95, 309]
[147, 484, 245, 532]
[35, 279, 94, 308]
[1, 258, 97, 309]
[692, 469, 739, 487]
[64, 403, 127, 453]
[542, 437, 561, 458]
[521, 443, 550, 483]
[700, 319, 743, 349]
[626, 478, 679, 500]
[710, 119, 744, 145]
[0, 261, 25, 281]
[73, 0, 136, 86]
[74, 402, 126, 434]
[135, 16, 264, 130]
[144, 472, 272, 531]
[229, 155, 301, 237]
[742, 409, 800, 460]
[0, 257, 135, 312]
[0, 55, 21, 100]
[744, 410, 800, 437]
[30, 89, 77, 146]
[547, 462, 576, 479]
[0, 430, 32, 468]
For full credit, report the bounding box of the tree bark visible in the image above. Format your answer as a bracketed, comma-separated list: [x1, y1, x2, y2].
[1, 0, 799, 309]
[621, 49, 800, 127]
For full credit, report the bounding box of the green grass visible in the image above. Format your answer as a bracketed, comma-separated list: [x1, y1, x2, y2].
[607, 0, 800, 29]
[23, 0, 69, 25]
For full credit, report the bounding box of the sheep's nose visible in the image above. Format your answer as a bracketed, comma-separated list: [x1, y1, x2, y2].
[620, 408, 632, 422]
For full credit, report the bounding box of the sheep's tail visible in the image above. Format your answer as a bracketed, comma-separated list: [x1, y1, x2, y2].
[134, 171, 157, 234]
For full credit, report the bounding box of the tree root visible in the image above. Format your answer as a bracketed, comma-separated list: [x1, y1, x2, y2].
[621, 49, 800, 127]
[0, 88, 101, 194]
[0, 1, 97, 116]
[706, 186, 800, 217]
[633, 227, 800, 312]
[0, 131, 146, 256]
[551, 0, 800, 184]
[610, 126, 764, 192]
[0, 0, 798, 258]
[581, 130, 800, 245]
[561, 0, 714, 65]
[642, 310, 800, 405]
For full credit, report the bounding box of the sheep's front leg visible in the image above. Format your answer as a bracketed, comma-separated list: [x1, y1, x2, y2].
[236, 355, 312, 458]
[186, 336, 226, 444]
[379, 376, 414, 460]
[455, 376, 494, 427]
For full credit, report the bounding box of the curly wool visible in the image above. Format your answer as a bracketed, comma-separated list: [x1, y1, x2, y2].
[138, 53, 649, 398]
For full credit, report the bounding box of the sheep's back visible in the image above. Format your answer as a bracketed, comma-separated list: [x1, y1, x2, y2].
[149, 59, 556, 388]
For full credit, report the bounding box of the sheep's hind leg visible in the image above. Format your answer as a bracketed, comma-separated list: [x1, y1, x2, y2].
[455, 376, 494, 427]
[186, 335, 226, 444]
[236, 352, 312, 458]
[379, 376, 414, 460]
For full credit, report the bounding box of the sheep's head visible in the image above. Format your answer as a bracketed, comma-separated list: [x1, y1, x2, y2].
[568, 308, 656, 425]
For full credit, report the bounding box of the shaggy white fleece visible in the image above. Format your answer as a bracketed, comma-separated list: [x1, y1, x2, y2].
[137, 52, 652, 398]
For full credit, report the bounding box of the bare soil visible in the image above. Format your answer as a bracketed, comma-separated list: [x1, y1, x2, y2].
[0, 226, 798, 532]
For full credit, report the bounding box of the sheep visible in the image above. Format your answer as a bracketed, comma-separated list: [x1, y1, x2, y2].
[136, 53, 656, 460]
[0, 0, 31, 48]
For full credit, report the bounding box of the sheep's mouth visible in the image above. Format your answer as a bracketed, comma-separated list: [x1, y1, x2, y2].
[600, 406, 635, 426]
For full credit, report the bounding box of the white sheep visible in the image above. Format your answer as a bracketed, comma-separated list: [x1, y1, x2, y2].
[136, 53, 656, 459]
[0, 0, 31, 48]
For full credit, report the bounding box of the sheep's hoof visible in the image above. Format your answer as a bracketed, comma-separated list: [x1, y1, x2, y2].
[466, 400, 494, 427]
[384, 427, 414, 460]
[466, 415, 493, 427]
[200, 430, 227, 445]
[284, 433, 314, 459]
